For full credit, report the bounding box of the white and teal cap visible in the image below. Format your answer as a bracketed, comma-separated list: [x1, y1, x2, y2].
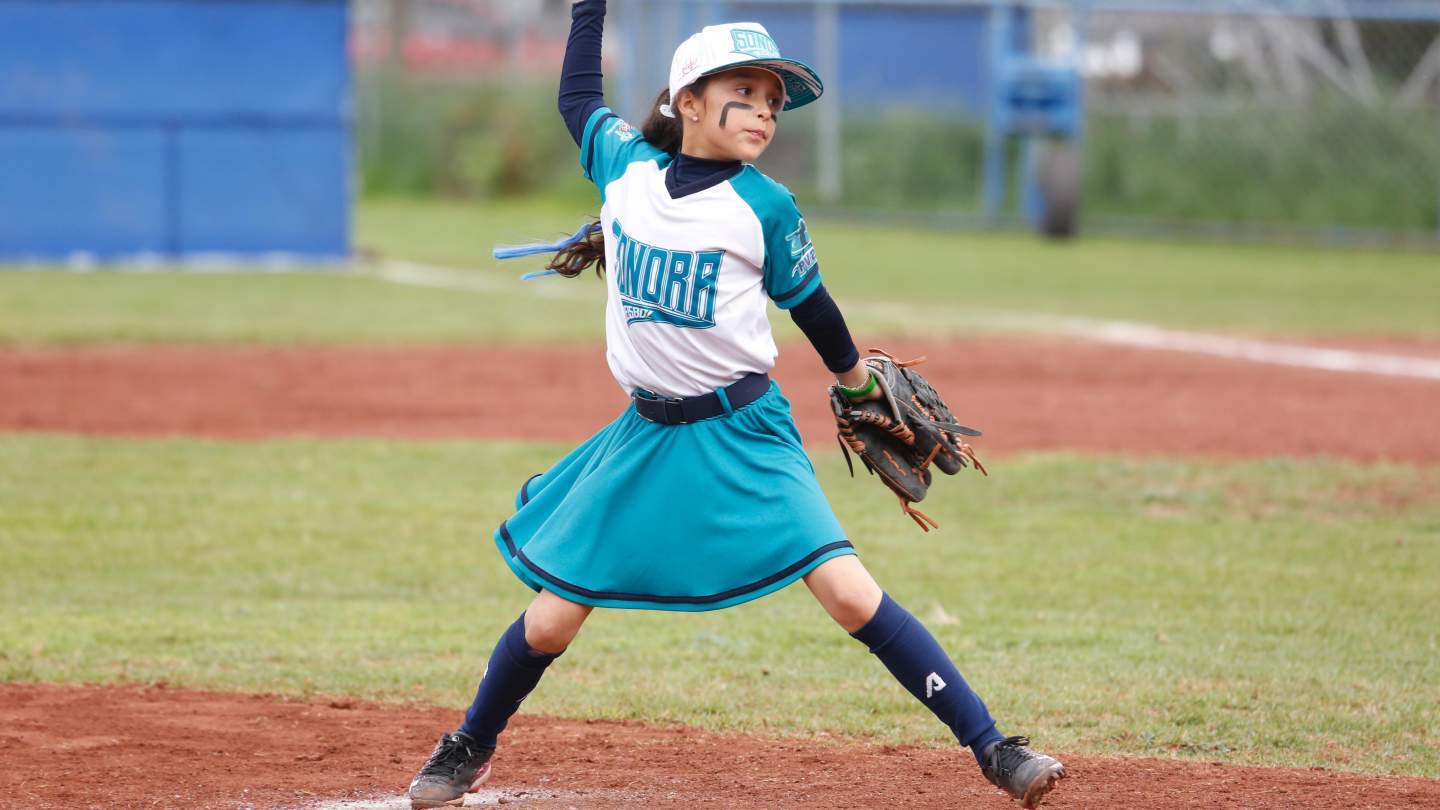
[658, 22, 824, 118]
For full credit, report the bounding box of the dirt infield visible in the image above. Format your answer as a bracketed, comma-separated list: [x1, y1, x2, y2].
[4, 336, 1440, 462]
[6, 340, 1440, 808]
[3, 683, 1437, 810]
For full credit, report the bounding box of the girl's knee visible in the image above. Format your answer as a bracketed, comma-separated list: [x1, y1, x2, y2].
[825, 585, 883, 631]
[805, 556, 883, 631]
[524, 592, 591, 653]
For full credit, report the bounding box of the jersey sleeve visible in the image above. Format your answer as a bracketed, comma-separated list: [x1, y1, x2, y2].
[730, 167, 822, 309]
[579, 106, 667, 197]
[762, 202, 821, 309]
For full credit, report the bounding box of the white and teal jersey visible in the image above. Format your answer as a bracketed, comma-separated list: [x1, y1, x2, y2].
[579, 106, 821, 398]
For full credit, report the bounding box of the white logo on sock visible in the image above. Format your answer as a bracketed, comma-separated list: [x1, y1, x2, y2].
[925, 672, 947, 699]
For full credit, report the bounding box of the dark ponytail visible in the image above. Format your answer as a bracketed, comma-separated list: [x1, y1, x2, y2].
[546, 218, 605, 278]
[548, 80, 709, 279]
[640, 88, 680, 156]
[640, 78, 709, 156]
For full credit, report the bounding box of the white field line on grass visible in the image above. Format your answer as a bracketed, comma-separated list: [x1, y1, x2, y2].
[365, 258, 588, 300]
[848, 304, 1440, 381]
[362, 259, 1440, 382]
[1008, 315, 1440, 380]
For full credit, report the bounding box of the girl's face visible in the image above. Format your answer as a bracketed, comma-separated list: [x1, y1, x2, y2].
[677, 67, 785, 162]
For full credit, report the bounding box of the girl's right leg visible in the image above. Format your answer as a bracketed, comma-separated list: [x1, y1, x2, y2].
[409, 590, 591, 808]
[804, 556, 1065, 808]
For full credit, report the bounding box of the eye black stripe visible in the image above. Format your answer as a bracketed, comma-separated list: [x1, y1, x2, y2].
[718, 101, 754, 128]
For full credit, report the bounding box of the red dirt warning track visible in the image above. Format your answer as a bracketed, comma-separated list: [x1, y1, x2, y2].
[3, 336, 1440, 462]
[3, 683, 1437, 810]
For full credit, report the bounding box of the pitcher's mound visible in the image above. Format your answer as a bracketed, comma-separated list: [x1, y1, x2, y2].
[2, 683, 1436, 809]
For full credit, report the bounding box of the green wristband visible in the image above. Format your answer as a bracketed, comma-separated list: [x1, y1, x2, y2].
[838, 372, 877, 399]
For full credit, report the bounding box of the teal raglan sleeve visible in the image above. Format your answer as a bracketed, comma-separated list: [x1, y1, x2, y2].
[730, 167, 822, 309]
[579, 106, 668, 198]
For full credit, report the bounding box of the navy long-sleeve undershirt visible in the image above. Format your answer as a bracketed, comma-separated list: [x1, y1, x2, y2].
[558, 0, 607, 146]
[789, 284, 861, 373]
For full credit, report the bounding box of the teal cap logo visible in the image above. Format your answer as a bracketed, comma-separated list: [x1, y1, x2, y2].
[730, 29, 781, 59]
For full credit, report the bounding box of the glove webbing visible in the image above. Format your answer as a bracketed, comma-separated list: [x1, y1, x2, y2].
[834, 350, 988, 532]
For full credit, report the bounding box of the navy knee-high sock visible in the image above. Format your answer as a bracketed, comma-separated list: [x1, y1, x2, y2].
[457, 614, 562, 749]
[851, 593, 1005, 767]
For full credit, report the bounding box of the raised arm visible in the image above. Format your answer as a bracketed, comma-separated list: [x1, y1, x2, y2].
[558, 0, 608, 147]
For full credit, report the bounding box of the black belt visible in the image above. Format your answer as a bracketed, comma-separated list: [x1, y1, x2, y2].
[633, 373, 770, 425]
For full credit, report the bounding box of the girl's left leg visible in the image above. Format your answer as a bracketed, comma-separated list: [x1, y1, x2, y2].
[804, 555, 1065, 807]
[803, 555, 1004, 758]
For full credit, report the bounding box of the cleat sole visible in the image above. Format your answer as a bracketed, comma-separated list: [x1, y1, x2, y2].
[411, 763, 492, 809]
[1019, 763, 1066, 809]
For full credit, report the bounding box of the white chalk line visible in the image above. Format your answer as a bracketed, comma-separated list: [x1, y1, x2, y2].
[361, 258, 589, 301]
[294, 786, 572, 809]
[1003, 315, 1440, 380]
[359, 259, 1440, 382]
[851, 305, 1440, 381]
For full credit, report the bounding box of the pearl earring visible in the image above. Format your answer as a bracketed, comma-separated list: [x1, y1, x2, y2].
[690, 116, 699, 122]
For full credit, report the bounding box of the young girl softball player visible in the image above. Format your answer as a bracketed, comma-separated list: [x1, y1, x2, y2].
[408, 2, 1066, 807]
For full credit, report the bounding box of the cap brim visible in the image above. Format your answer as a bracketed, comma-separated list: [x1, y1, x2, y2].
[700, 57, 824, 111]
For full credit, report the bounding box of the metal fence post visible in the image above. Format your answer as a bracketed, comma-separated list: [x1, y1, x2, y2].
[617, 0, 645, 122]
[816, 0, 842, 204]
[982, 0, 1010, 223]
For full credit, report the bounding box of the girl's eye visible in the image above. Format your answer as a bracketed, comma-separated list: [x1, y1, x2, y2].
[737, 87, 751, 96]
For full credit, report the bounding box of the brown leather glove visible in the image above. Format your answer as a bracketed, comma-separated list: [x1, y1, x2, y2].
[829, 349, 986, 531]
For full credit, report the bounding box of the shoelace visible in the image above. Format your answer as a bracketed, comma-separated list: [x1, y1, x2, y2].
[418, 734, 476, 777]
[988, 735, 1035, 779]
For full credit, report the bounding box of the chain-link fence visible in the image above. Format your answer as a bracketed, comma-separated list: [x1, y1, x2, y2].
[1070, 5, 1440, 240]
[354, 0, 1440, 242]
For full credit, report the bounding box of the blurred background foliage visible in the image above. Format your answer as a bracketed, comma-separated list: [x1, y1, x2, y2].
[357, 70, 1440, 233]
[352, 1, 1440, 242]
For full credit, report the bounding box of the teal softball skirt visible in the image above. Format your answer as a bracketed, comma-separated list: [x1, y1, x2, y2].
[492, 381, 855, 611]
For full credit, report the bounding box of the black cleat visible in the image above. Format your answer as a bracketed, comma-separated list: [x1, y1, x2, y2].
[981, 736, 1066, 809]
[408, 731, 494, 808]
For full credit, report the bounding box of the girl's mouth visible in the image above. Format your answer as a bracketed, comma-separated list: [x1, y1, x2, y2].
[743, 128, 768, 142]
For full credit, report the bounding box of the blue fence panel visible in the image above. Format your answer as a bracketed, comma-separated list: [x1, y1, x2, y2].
[0, 0, 350, 261]
[179, 129, 349, 255]
[837, 6, 994, 111]
[0, 128, 168, 256]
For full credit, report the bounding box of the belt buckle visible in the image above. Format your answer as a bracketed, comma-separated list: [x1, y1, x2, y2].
[634, 391, 687, 425]
[662, 399, 687, 424]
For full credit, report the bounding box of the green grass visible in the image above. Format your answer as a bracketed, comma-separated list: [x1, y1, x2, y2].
[0, 270, 601, 345]
[366, 198, 1440, 337]
[3, 435, 1437, 775]
[0, 198, 602, 346]
[1, 197, 1437, 345]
